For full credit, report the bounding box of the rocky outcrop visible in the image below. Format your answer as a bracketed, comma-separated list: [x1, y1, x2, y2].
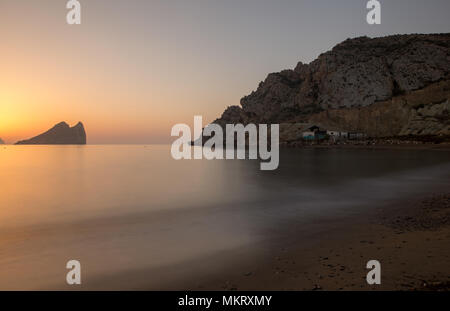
[309, 80, 450, 137]
[0, 138, 4, 144]
[15, 122, 87, 145]
[212, 34, 450, 139]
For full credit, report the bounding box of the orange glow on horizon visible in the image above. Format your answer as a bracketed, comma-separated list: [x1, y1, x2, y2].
[0, 1, 251, 144]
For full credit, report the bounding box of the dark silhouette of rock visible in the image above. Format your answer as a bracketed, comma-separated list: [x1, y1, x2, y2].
[0, 138, 4, 144]
[15, 122, 86, 145]
[212, 34, 450, 139]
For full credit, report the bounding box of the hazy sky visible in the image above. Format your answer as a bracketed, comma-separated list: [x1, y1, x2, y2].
[1, 0, 449, 144]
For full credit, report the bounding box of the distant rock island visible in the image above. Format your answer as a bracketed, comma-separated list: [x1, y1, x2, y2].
[0, 138, 4, 144]
[15, 122, 87, 145]
[211, 33, 450, 141]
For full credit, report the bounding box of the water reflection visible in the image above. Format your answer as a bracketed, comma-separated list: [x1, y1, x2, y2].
[0, 145, 448, 289]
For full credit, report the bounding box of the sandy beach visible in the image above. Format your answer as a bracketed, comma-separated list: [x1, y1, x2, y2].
[188, 193, 450, 291]
[75, 192, 450, 292]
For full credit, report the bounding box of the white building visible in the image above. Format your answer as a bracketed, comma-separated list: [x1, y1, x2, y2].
[302, 131, 315, 140]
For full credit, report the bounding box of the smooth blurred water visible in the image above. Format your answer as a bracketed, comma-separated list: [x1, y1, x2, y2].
[0, 145, 449, 289]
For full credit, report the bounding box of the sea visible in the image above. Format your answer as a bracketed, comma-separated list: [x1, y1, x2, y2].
[0, 145, 449, 289]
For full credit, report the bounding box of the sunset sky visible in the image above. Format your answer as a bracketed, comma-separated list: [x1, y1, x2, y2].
[1, 0, 449, 144]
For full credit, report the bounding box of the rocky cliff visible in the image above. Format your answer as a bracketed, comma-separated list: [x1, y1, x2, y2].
[15, 122, 87, 145]
[0, 138, 4, 144]
[213, 34, 450, 139]
[309, 80, 449, 137]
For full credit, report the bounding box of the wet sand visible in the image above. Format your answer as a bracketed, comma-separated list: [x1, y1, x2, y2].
[15, 192, 449, 291]
[185, 193, 450, 291]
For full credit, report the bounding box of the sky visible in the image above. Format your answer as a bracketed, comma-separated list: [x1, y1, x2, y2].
[1, 0, 449, 144]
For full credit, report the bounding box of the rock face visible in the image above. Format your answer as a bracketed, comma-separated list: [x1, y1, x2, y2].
[15, 122, 87, 145]
[213, 34, 450, 138]
[0, 138, 4, 144]
[309, 80, 450, 137]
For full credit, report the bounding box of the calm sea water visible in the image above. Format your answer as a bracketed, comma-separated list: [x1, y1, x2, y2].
[0, 145, 449, 289]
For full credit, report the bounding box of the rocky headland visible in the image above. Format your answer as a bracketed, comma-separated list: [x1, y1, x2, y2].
[211, 34, 450, 145]
[15, 122, 87, 145]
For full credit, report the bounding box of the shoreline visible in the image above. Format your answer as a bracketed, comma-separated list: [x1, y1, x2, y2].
[3, 146, 449, 291]
[30, 173, 450, 291]
[280, 140, 450, 151]
[282, 143, 450, 151]
[180, 193, 450, 291]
